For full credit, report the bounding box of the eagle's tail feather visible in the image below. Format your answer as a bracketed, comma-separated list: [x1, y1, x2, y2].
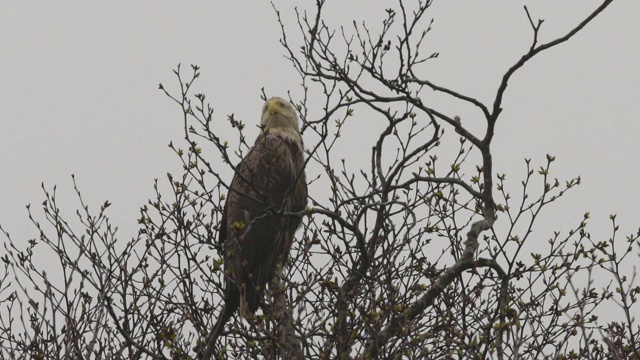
[202, 297, 238, 360]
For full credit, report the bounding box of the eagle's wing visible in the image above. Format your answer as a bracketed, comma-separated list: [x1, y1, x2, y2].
[218, 199, 227, 250]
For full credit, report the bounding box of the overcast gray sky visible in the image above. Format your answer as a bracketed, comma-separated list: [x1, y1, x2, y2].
[1, 1, 638, 273]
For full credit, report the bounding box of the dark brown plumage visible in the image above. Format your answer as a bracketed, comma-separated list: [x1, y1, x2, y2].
[203, 97, 307, 359]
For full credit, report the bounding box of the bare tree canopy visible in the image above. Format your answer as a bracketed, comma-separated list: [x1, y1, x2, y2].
[2, 1, 639, 359]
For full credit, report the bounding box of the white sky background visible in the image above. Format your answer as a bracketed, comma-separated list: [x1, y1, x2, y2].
[1, 0, 639, 325]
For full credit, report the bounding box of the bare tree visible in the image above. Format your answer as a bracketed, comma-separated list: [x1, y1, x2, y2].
[2, 1, 638, 359]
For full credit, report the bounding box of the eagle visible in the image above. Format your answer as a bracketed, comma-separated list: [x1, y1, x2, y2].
[203, 97, 307, 358]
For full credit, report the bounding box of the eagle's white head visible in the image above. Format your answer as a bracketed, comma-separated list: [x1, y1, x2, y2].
[260, 97, 301, 138]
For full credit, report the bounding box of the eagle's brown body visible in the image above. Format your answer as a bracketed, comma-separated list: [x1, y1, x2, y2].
[222, 123, 307, 315]
[203, 97, 307, 359]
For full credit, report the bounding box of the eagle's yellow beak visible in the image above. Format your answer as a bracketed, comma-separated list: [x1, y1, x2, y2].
[266, 99, 282, 115]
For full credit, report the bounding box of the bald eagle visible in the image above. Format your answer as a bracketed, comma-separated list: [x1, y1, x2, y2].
[203, 97, 307, 358]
